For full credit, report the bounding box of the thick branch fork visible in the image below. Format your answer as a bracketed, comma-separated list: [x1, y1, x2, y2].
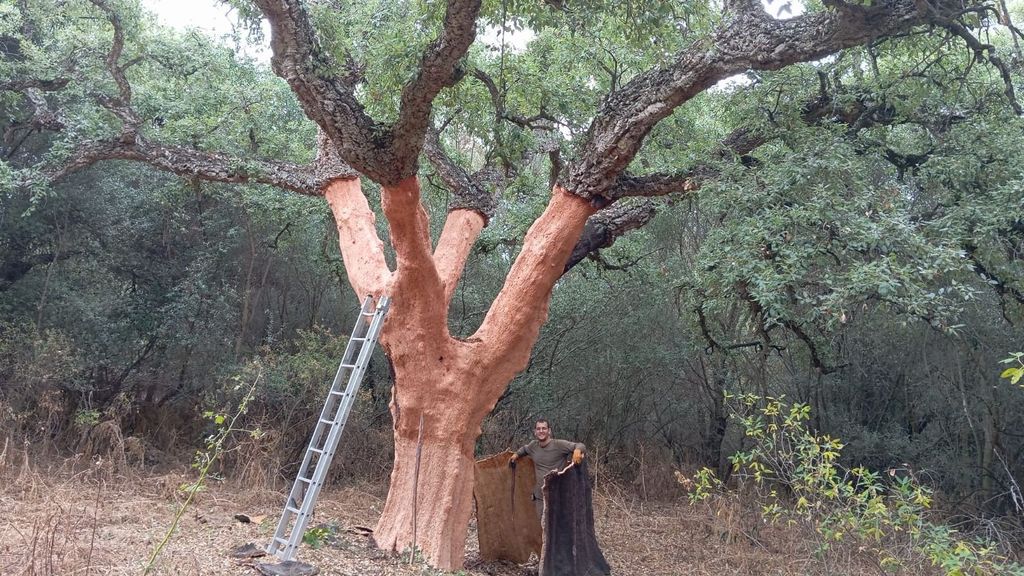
[255, 0, 481, 184]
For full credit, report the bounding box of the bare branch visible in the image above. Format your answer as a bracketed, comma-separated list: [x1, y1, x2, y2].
[474, 188, 597, 375]
[423, 128, 496, 220]
[965, 243, 1024, 306]
[324, 179, 392, 299]
[938, 18, 1022, 114]
[471, 68, 557, 130]
[87, 0, 142, 134]
[46, 137, 354, 195]
[434, 210, 486, 306]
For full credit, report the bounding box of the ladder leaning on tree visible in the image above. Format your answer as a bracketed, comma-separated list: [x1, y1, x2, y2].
[266, 295, 391, 561]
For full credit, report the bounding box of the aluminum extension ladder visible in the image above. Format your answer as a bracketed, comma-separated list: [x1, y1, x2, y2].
[267, 295, 390, 560]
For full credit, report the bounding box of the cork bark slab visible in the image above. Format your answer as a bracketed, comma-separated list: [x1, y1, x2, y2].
[473, 451, 542, 563]
[540, 460, 610, 576]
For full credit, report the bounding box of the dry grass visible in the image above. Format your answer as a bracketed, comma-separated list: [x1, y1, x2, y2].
[0, 458, 923, 576]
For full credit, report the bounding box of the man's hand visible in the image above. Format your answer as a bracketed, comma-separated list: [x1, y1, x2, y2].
[509, 453, 518, 468]
[572, 448, 584, 465]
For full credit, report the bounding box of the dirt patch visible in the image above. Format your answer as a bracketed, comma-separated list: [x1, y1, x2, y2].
[0, 464, 880, 576]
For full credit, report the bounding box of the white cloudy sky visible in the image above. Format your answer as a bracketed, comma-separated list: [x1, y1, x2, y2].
[142, 0, 534, 56]
[143, 0, 238, 35]
[143, 0, 273, 60]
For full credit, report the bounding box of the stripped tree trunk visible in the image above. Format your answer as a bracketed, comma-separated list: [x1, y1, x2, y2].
[325, 176, 595, 568]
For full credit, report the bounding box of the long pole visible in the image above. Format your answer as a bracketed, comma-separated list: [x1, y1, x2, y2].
[410, 413, 424, 563]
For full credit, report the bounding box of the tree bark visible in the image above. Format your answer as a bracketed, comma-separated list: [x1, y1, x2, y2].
[322, 176, 595, 568]
[372, 342, 495, 569]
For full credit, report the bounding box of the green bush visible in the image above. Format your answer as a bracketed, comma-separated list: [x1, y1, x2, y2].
[207, 327, 393, 488]
[0, 321, 83, 441]
[684, 394, 1024, 575]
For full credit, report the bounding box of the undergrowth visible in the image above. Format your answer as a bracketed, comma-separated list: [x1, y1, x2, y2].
[682, 393, 1024, 576]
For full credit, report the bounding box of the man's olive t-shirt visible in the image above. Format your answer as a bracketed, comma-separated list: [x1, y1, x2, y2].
[516, 439, 585, 499]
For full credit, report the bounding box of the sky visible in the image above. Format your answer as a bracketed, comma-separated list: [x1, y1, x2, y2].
[143, 0, 239, 36]
[141, 0, 533, 57]
[142, 0, 272, 60]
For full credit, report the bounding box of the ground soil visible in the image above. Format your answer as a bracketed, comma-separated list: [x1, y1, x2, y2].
[0, 461, 880, 576]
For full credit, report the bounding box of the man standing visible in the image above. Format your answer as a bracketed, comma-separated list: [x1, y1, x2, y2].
[509, 419, 585, 519]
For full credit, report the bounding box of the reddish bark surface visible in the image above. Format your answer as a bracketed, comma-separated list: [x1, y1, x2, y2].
[323, 176, 595, 568]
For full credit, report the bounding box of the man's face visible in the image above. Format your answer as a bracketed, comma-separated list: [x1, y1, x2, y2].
[534, 421, 551, 443]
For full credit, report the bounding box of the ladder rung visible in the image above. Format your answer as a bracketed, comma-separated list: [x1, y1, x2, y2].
[296, 476, 312, 484]
[319, 418, 335, 425]
[329, 390, 348, 396]
[340, 363, 356, 369]
[309, 447, 323, 454]
[286, 505, 301, 514]
[274, 537, 288, 544]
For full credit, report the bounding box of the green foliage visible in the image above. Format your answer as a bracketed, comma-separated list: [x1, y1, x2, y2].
[302, 524, 337, 549]
[2, 0, 1023, 539]
[72, 408, 101, 427]
[1000, 353, 1024, 386]
[685, 395, 1024, 575]
[228, 326, 349, 408]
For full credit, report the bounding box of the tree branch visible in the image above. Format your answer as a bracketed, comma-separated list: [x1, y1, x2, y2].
[46, 137, 353, 194]
[87, 0, 142, 136]
[0, 77, 70, 92]
[562, 0, 944, 201]
[471, 68, 557, 130]
[392, 0, 482, 169]
[433, 210, 486, 307]
[253, 0, 382, 175]
[474, 188, 597, 376]
[380, 177, 449, 348]
[255, 0, 480, 184]
[938, 18, 1022, 114]
[324, 179, 392, 299]
[563, 200, 657, 273]
[422, 128, 496, 219]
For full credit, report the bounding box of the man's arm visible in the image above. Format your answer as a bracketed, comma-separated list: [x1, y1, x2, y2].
[509, 441, 533, 465]
[551, 439, 586, 464]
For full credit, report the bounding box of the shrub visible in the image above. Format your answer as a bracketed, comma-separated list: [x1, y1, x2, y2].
[208, 327, 393, 489]
[683, 394, 1024, 575]
[0, 321, 83, 443]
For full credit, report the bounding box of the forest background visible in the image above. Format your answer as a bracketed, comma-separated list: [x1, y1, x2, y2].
[3, 0, 1024, 572]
